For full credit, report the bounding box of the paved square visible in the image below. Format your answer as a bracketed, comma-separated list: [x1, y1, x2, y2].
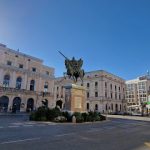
[0, 115, 150, 150]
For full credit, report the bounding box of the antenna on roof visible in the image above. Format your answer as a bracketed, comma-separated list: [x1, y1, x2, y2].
[147, 70, 149, 76]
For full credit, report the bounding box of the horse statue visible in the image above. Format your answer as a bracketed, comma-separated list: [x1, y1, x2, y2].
[58, 51, 85, 84]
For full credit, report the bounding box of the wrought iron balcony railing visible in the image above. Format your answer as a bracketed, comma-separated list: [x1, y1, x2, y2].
[0, 86, 53, 97]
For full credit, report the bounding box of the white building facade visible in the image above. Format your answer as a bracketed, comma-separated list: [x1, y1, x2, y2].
[0, 43, 55, 112]
[126, 74, 150, 106]
[54, 70, 127, 113]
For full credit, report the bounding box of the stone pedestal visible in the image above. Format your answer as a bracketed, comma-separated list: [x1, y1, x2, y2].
[63, 84, 86, 113]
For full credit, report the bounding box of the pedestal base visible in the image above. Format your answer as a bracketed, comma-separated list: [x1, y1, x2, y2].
[63, 84, 86, 113]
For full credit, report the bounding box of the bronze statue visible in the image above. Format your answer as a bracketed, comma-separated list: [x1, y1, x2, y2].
[58, 51, 85, 83]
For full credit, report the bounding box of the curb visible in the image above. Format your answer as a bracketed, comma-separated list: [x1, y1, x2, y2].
[0, 113, 29, 116]
[107, 115, 150, 122]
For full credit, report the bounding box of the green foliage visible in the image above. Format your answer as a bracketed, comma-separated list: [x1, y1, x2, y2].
[30, 106, 47, 121]
[46, 107, 62, 121]
[86, 111, 106, 122]
[29, 107, 106, 122]
[73, 112, 84, 123]
[99, 114, 106, 121]
[62, 111, 72, 122]
[81, 113, 88, 122]
[30, 106, 62, 121]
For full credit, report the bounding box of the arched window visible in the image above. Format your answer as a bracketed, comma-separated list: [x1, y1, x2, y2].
[115, 104, 118, 112]
[120, 104, 122, 111]
[16, 77, 22, 89]
[3, 74, 10, 87]
[106, 104, 108, 111]
[111, 103, 113, 111]
[95, 104, 98, 111]
[87, 103, 89, 110]
[30, 80, 35, 91]
[44, 82, 48, 92]
[56, 100, 62, 109]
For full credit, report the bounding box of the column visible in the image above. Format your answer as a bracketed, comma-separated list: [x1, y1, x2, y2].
[11, 71, 16, 88]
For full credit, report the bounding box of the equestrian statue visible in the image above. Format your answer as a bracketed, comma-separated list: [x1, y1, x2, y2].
[58, 51, 85, 84]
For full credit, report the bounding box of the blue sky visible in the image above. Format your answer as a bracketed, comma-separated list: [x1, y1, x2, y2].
[0, 0, 150, 80]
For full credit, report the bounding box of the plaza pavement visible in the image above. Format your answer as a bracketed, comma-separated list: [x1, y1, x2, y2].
[0, 115, 150, 150]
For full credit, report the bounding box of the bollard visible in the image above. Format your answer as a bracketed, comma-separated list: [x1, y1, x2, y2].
[72, 115, 76, 123]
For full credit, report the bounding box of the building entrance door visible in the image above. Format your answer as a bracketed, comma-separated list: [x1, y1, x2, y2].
[12, 97, 21, 113]
[27, 98, 34, 112]
[0, 96, 9, 112]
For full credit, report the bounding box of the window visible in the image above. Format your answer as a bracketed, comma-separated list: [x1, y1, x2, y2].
[87, 83, 90, 88]
[16, 77, 22, 89]
[46, 71, 49, 75]
[87, 92, 89, 98]
[105, 82, 107, 88]
[110, 84, 112, 90]
[123, 94, 125, 99]
[57, 87, 59, 91]
[87, 103, 89, 110]
[105, 92, 107, 98]
[44, 82, 48, 92]
[119, 87, 120, 92]
[115, 93, 117, 99]
[111, 104, 113, 111]
[7, 61, 12, 66]
[119, 94, 121, 100]
[111, 92, 113, 99]
[106, 104, 108, 111]
[95, 82, 98, 87]
[32, 67, 36, 72]
[19, 64, 23, 69]
[115, 85, 117, 91]
[3, 74, 10, 87]
[95, 104, 98, 111]
[30, 80, 35, 91]
[120, 105, 122, 111]
[95, 92, 98, 97]
[57, 94, 59, 98]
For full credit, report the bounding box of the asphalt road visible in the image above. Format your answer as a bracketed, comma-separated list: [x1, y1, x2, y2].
[0, 115, 150, 150]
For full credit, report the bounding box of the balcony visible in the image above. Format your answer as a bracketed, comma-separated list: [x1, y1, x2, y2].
[0, 86, 53, 97]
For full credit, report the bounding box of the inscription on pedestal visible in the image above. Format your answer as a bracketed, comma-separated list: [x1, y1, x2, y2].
[64, 84, 86, 113]
[74, 97, 82, 109]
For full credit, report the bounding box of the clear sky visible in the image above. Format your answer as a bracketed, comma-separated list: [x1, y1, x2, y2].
[0, 0, 150, 80]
